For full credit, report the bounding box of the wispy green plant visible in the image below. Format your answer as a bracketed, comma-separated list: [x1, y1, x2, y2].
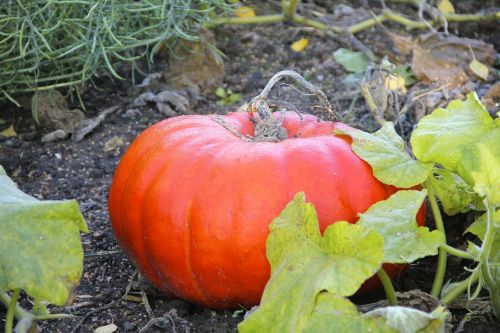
[0, 0, 232, 105]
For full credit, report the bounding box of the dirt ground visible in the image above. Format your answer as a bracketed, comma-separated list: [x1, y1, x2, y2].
[1, 1, 500, 332]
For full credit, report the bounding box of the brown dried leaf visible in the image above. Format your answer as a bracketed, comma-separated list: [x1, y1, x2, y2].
[411, 33, 495, 88]
[165, 29, 224, 95]
[32, 90, 85, 132]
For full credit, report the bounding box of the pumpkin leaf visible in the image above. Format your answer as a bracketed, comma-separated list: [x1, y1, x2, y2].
[428, 169, 481, 216]
[0, 165, 87, 306]
[238, 193, 384, 333]
[470, 144, 500, 205]
[465, 210, 500, 240]
[333, 48, 370, 74]
[303, 293, 395, 333]
[456, 127, 500, 187]
[410, 93, 494, 172]
[335, 122, 433, 188]
[364, 305, 448, 333]
[357, 190, 445, 263]
[291, 38, 309, 52]
[464, 210, 500, 284]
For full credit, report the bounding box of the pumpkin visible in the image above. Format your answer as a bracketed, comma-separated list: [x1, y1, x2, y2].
[109, 110, 425, 309]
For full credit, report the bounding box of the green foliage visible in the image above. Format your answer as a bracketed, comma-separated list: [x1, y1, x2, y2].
[410, 93, 494, 172]
[427, 169, 481, 215]
[239, 193, 447, 332]
[335, 122, 433, 188]
[239, 92, 499, 331]
[357, 190, 445, 264]
[215, 87, 242, 106]
[0, 1, 232, 104]
[0, 165, 87, 331]
[239, 193, 385, 333]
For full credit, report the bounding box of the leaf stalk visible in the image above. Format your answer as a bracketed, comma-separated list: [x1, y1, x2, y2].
[377, 269, 398, 305]
[5, 289, 20, 333]
[425, 181, 448, 298]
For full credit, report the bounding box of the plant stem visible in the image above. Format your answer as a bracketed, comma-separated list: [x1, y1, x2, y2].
[32, 313, 75, 321]
[425, 181, 448, 298]
[287, 0, 299, 20]
[5, 289, 21, 333]
[441, 270, 480, 305]
[377, 269, 398, 305]
[479, 200, 500, 317]
[0, 292, 32, 320]
[292, 14, 329, 30]
[207, 14, 284, 26]
[440, 244, 475, 260]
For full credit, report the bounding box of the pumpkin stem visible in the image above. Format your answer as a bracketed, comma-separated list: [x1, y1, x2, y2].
[213, 71, 335, 142]
[250, 70, 336, 121]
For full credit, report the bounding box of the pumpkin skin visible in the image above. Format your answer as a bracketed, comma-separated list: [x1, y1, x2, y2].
[109, 111, 425, 309]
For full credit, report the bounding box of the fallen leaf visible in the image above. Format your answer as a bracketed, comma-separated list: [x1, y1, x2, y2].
[104, 136, 125, 152]
[411, 33, 495, 88]
[291, 38, 309, 52]
[94, 324, 117, 333]
[0, 124, 17, 138]
[164, 30, 224, 96]
[235, 6, 256, 18]
[384, 75, 407, 93]
[125, 295, 143, 302]
[32, 90, 85, 132]
[469, 59, 489, 80]
[438, 0, 455, 14]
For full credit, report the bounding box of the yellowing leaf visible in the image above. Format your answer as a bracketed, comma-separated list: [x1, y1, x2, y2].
[438, 0, 455, 14]
[235, 6, 255, 18]
[0, 124, 17, 138]
[384, 74, 407, 93]
[469, 59, 489, 80]
[471, 144, 500, 204]
[291, 38, 309, 52]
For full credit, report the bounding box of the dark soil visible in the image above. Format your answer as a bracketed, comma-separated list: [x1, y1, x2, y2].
[1, 1, 499, 332]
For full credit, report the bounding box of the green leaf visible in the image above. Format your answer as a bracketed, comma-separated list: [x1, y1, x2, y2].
[410, 93, 494, 172]
[470, 144, 500, 205]
[215, 87, 226, 98]
[225, 93, 242, 105]
[428, 169, 481, 216]
[357, 190, 445, 263]
[456, 127, 500, 186]
[465, 210, 500, 240]
[365, 305, 448, 333]
[303, 293, 395, 333]
[238, 193, 384, 333]
[465, 210, 500, 283]
[0, 165, 87, 305]
[333, 48, 370, 74]
[335, 123, 433, 188]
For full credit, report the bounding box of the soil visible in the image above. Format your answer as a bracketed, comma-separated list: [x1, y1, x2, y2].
[1, 1, 500, 332]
